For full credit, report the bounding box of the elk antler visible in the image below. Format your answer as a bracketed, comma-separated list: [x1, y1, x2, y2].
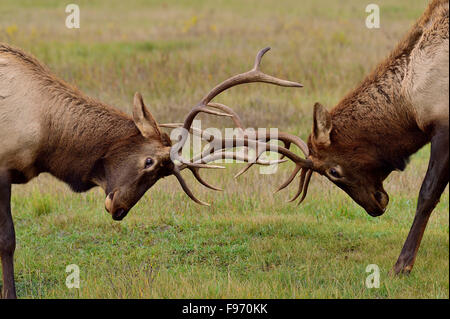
[215, 128, 314, 206]
[232, 130, 314, 206]
[162, 47, 314, 205]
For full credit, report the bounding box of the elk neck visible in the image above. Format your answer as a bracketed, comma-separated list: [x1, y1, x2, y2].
[0, 43, 142, 192]
[328, 20, 432, 172]
[36, 84, 140, 192]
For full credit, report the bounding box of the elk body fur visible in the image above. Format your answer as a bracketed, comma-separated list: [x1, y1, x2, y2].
[320, 0, 449, 163]
[0, 46, 141, 189]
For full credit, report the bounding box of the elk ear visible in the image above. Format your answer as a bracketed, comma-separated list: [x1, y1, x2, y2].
[313, 102, 332, 146]
[133, 92, 161, 138]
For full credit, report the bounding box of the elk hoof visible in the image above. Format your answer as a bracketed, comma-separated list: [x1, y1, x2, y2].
[389, 261, 413, 276]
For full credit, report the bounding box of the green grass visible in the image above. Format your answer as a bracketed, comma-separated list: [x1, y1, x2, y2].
[1, 0, 448, 298]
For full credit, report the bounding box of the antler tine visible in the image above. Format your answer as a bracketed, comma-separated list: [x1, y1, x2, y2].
[287, 168, 308, 202]
[188, 167, 223, 191]
[278, 141, 291, 160]
[206, 102, 245, 131]
[178, 162, 226, 170]
[160, 123, 215, 143]
[231, 141, 290, 179]
[172, 166, 210, 206]
[195, 150, 286, 166]
[198, 47, 303, 108]
[234, 162, 254, 179]
[274, 164, 302, 193]
[183, 107, 235, 125]
[233, 148, 266, 178]
[276, 132, 309, 157]
[296, 169, 313, 205]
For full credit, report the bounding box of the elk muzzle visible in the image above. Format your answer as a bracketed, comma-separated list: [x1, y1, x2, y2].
[370, 190, 389, 217]
[359, 189, 389, 217]
[105, 191, 129, 221]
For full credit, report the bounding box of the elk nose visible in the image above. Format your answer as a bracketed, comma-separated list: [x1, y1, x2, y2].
[112, 208, 128, 221]
[374, 191, 389, 210]
[105, 192, 115, 213]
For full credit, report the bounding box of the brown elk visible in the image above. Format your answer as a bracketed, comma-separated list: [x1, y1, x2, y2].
[0, 43, 307, 298]
[254, 0, 448, 275]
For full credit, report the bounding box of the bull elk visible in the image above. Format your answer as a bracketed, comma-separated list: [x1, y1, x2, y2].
[0, 43, 307, 298]
[249, 0, 448, 274]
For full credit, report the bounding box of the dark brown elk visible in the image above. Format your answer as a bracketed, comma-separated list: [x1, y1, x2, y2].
[252, 0, 448, 275]
[0, 44, 304, 298]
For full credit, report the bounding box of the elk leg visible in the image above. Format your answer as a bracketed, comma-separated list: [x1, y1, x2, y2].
[392, 127, 449, 274]
[0, 170, 16, 298]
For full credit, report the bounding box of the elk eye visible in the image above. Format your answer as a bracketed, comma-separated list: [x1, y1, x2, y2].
[144, 158, 154, 168]
[329, 168, 340, 178]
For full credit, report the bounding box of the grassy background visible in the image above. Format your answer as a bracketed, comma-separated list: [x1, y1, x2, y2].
[1, 0, 448, 298]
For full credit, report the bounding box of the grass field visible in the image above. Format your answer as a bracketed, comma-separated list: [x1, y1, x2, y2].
[0, 0, 448, 298]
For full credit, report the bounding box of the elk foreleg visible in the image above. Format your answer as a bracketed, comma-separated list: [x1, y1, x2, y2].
[392, 126, 449, 274]
[0, 170, 16, 298]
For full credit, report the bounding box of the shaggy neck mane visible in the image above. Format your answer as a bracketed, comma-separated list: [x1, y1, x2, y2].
[5, 46, 143, 190]
[39, 86, 140, 190]
[328, 4, 438, 171]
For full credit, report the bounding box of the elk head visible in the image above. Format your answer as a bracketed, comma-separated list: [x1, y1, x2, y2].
[260, 102, 391, 217]
[103, 47, 304, 220]
[103, 92, 174, 220]
[306, 102, 390, 217]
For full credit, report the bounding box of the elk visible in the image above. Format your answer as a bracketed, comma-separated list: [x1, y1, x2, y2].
[248, 0, 448, 275]
[0, 43, 307, 298]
